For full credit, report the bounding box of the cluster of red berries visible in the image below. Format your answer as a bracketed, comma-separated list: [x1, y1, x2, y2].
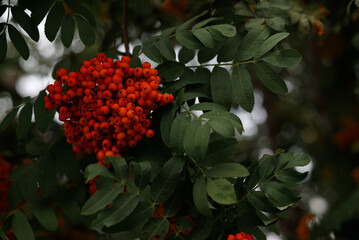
[0, 155, 12, 214]
[227, 232, 254, 240]
[45, 53, 174, 162]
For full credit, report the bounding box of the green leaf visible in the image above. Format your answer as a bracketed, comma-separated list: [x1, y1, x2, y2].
[81, 182, 124, 215]
[64, 0, 96, 27]
[20, 166, 38, 203]
[197, 41, 222, 63]
[244, 18, 265, 30]
[232, 65, 254, 112]
[208, 28, 226, 41]
[129, 56, 142, 68]
[0, 107, 20, 132]
[44, 2, 64, 42]
[151, 156, 185, 204]
[247, 191, 279, 213]
[53, 139, 81, 181]
[284, 153, 311, 169]
[8, 24, 29, 60]
[202, 138, 240, 166]
[207, 163, 249, 178]
[192, 17, 222, 29]
[170, 112, 191, 154]
[160, 104, 178, 147]
[210, 66, 232, 110]
[16, 102, 32, 139]
[266, 17, 286, 31]
[0, 31, 6, 63]
[76, 15, 95, 46]
[189, 102, 227, 111]
[134, 161, 152, 189]
[276, 169, 308, 183]
[234, 2, 255, 17]
[91, 192, 140, 229]
[34, 89, 55, 133]
[262, 49, 302, 68]
[253, 62, 288, 94]
[206, 178, 237, 205]
[207, 24, 237, 37]
[356, 0, 359, 8]
[132, 45, 141, 56]
[156, 61, 185, 82]
[193, 28, 214, 48]
[201, 110, 243, 137]
[176, 30, 204, 49]
[178, 47, 195, 64]
[30, 0, 53, 26]
[26, 138, 47, 155]
[217, 34, 243, 63]
[236, 25, 270, 61]
[160, 26, 176, 38]
[254, 32, 289, 59]
[84, 164, 115, 183]
[186, 218, 214, 240]
[38, 152, 56, 197]
[12, 210, 34, 240]
[274, 152, 294, 173]
[258, 155, 275, 181]
[32, 202, 58, 231]
[0, 5, 7, 17]
[183, 120, 211, 161]
[118, 201, 154, 231]
[106, 156, 128, 179]
[261, 181, 300, 206]
[176, 10, 208, 32]
[156, 38, 176, 61]
[11, 6, 39, 41]
[193, 176, 212, 217]
[143, 217, 169, 240]
[61, 14, 75, 48]
[143, 39, 163, 63]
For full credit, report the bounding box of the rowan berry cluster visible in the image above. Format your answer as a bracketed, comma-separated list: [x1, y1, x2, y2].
[45, 53, 174, 162]
[0, 155, 12, 214]
[227, 232, 255, 240]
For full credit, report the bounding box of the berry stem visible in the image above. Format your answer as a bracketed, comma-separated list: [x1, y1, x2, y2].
[180, 104, 207, 123]
[121, 0, 130, 56]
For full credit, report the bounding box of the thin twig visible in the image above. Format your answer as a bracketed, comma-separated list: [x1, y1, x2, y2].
[121, 0, 130, 56]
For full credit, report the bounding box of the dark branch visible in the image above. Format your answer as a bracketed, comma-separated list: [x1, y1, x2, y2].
[122, 0, 130, 56]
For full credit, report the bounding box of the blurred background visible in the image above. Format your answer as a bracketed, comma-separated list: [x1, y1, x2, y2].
[0, 0, 359, 239]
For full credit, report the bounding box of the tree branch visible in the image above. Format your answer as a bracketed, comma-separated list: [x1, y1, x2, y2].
[122, 0, 130, 56]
